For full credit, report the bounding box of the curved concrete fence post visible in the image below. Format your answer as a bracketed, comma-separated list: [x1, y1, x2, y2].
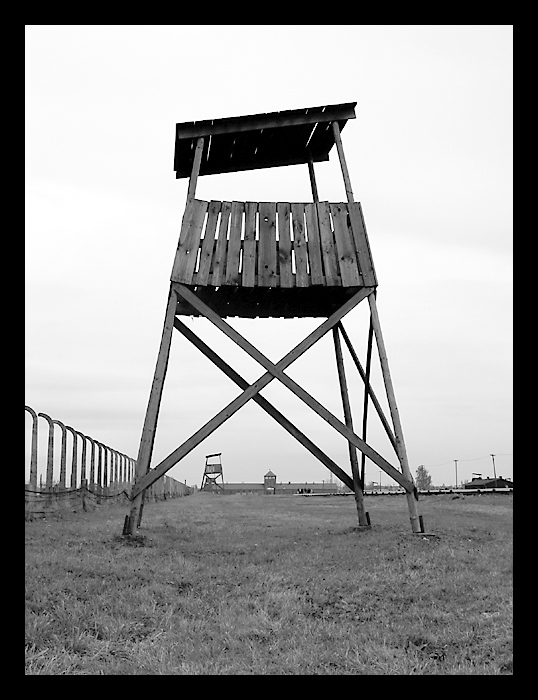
[77, 432, 87, 483]
[24, 405, 39, 488]
[52, 419, 68, 488]
[109, 449, 117, 490]
[119, 453, 126, 485]
[108, 447, 115, 493]
[86, 436, 96, 486]
[102, 445, 110, 492]
[65, 426, 78, 488]
[37, 413, 55, 489]
[109, 449, 116, 489]
[113, 450, 120, 489]
[95, 442, 103, 489]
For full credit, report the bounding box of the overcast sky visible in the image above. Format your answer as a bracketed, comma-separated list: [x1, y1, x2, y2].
[25, 25, 512, 489]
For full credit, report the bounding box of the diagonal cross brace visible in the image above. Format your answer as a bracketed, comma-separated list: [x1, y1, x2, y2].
[336, 321, 398, 453]
[172, 283, 413, 492]
[133, 286, 372, 496]
[173, 318, 356, 491]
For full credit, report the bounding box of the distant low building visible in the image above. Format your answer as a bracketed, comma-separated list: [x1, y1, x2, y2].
[219, 470, 345, 495]
[464, 476, 513, 489]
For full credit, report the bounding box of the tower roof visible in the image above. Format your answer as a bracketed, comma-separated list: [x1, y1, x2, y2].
[264, 470, 276, 477]
[174, 102, 356, 178]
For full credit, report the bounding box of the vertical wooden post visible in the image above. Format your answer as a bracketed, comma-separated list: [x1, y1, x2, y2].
[187, 137, 204, 203]
[333, 120, 421, 532]
[126, 285, 178, 534]
[126, 137, 204, 535]
[360, 319, 374, 488]
[307, 156, 320, 203]
[368, 292, 421, 533]
[332, 121, 355, 203]
[332, 326, 369, 526]
[38, 413, 55, 490]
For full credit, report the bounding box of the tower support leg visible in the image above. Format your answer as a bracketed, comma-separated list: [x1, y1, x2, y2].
[367, 292, 422, 533]
[125, 285, 178, 534]
[333, 326, 369, 526]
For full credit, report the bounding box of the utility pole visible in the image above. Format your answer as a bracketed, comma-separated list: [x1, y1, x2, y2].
[454, 459, 458, 488]
[490, 454, 497, 488]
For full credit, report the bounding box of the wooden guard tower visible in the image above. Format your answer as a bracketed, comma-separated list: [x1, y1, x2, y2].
[201, 453, 224, 492]
[124, 102, 423, 535]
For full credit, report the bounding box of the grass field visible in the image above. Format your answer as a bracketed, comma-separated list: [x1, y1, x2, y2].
[25, 491, 513, 675]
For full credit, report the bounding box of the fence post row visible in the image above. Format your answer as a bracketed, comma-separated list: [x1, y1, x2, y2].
[25, 405, 142, 496]
[25, 405, 193, 515]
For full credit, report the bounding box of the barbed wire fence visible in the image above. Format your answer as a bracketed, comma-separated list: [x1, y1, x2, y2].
[25, 405, 192, 519]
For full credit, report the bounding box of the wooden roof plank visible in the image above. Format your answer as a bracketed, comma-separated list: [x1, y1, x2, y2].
[225, 201, 244, 286]
[258, 202, 278, 287]
[277, 202, 294, 288]
[174, 103, 357, 177]
[304, 203, 325, 286]
[175, 103, 357, 140]
[194, 200, 221, 285]
[290, 203, 310, 288]
[171, 199, 208, 284]
[330, 203, 363, 287]
[211, 201, 232, 286]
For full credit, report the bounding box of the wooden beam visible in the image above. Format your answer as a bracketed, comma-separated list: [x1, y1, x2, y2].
[332, 121, 354, 203]
[337, 322, 397, 452]
[133, 286, 371, 496]
[172, 284, 412, 491]
[175, 103, 357, 141]
[368, 292, 421, 532]
[187, 136, 204, 202]
[333, 326, 369, 525]
[174, 318, 355, 491]
[308, 157, 320, 203]
[126, 285, 178, 533]
[360, 318, 374, 488]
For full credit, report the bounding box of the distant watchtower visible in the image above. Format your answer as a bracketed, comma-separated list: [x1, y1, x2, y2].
[125, 103, 423, 535]
[264, 470, 277, 494]
[201, 453, 224, 493]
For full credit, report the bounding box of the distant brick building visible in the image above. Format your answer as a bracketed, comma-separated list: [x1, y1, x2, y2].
[219, 470, 344, 495]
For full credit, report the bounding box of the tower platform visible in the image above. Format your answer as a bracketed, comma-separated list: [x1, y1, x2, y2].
[172, 198, 377, 318]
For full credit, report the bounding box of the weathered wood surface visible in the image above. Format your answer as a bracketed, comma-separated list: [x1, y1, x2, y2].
[171, 199, 375, 290]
